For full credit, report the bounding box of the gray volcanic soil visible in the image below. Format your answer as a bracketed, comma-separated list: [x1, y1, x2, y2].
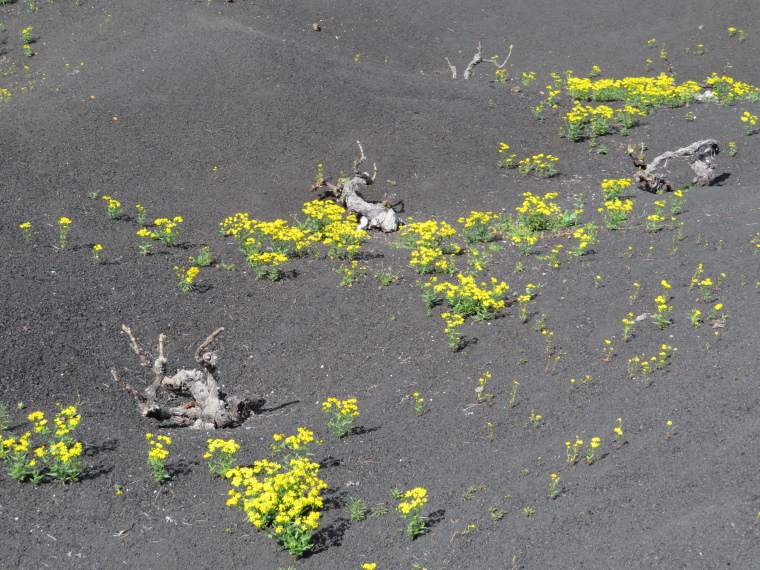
[1, 1, 759, 568]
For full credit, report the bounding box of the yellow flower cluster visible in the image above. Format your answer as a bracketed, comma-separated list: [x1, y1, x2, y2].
[704, 74, 759, 103]
[400, 219, 460, 274]
[271, 428, 320, 460]
[205, 438, 240, 457]
[2, 405, 83, 483]
[515, 192, 563, 232]
[52, 405, 81, 438]
[320, 218, 367, 259]
[226, 457, 327, 556]
[299, 199, 346, 233]
[517, 153, 559, 178]
[204, 438, 240, 477]
[601, 178, 631, 201]
[565, 435, 584, 465]
[174, 266, 200, 291]
[599, 199, 634, 225]
[741, 111, 758, 134]
[396, 487, 427, 514]
[49, 441, 83, 464]
[434, 274, 509, 320]
[139, 216, 183, 245]
[102, 195, 122, 218]
[497, 142, 518, 168]
[321, 398, 359, 417]
[409, 245, 456, 274]
[396, 487, 428, 538]
[566, 73, 703, 108]
[146, 433, 171, 462]
[398, 219, 459, 251]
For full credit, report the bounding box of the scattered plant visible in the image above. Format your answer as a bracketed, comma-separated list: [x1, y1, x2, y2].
[396, 487, 428, 538]
[202, 438, 240, 477]
[321, 398, 359, 437]
[145, 433, 171, 483]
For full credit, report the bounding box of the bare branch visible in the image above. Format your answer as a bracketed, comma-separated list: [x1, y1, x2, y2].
[447, 42, 513, 80]
[121, 325, 150, 367]
[194, 327, 224, 369]
[444, 57, 457, 79]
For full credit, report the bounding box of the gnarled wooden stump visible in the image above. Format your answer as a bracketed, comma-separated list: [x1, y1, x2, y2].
[114, 326, 264, 429]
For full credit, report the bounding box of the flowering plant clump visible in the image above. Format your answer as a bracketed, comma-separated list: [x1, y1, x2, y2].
[509, 224, 539, 256]
[741, 111, 758, 135]
[601, 178, 631, 201]
[434, 274, 509, 321]
[497, 142, 518, 169]
[20, 26, 34, 43]
[321, 398, 359, 437]
[441, 312, 465, 351]
[91, 244, 103, 262]
[549, 473, 561, 499]
[174, 266, 200, 291]
[320, 218, 368, 259]
[515, 192, 564, 232]
[135, 204, 147, 224]
[296, 199, 346, 233]
[397, 487, 428, 538]
[517, 153, 559, 178]
[143, 217, 184, 245]
[189, 246, 213, 267]
[1, 431, 42, 483]
[458, 211, 499, 244]
[58, 217, 72, 249]
[704, 74, 759, 104]
[335, 260, 366, 287]
[248, 252, 289, 280]
[409, 244, 457, 275]
[613, 418, 624, 449]
[599, 198, 634, 230]
[270, 428, 322, 462]
[19, 221, 32, 242]
[102, 195, 122, 219]
[585, 437, 602, 464]
[146, 433, 172, 483]
[565, 435, 583, 466]
[204, 438, 240, 477]
[396, 219, 459, 252]
[0, 404, 83, 484]
[568, 223, 598, 257]
[476, 371, 493, 403]
[226, 458, 327, 557]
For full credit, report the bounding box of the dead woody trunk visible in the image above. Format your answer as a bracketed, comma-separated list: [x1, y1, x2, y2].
[632, 139, 720, 193]
[114, 326, 264, 429]
[315, 141, 401, 233]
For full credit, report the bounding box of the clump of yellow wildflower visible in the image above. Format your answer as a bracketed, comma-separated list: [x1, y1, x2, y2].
[204, 438, 240, 477]
[146, 433, 172, 483]
[321, 398, 359, 437]
[396, 487, 428, 538]
[226, 457, 327, 557]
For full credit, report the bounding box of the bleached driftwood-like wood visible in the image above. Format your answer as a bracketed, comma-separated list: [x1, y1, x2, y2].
[316, 141, 400, 232]
[445, 42, 513, 80]
[632, 139, 720, 193]
[115, 326, 264, 429]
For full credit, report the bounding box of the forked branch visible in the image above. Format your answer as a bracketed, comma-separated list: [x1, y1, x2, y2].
[445, 42, 513, 79]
